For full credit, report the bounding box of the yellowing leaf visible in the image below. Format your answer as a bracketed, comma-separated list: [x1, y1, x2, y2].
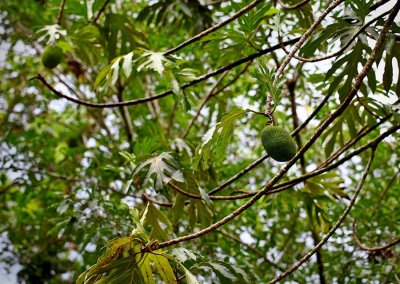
[147, 252, 177, 284]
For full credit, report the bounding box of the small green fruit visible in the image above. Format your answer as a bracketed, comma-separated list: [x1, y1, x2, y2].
[41, 46, 63, 69]
[261, 126, 297, 162]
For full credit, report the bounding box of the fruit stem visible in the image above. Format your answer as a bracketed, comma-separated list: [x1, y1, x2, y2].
[264, 95, 274, 125]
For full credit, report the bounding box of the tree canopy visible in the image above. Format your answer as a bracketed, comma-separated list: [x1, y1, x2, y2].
[1, 0, 400, 283]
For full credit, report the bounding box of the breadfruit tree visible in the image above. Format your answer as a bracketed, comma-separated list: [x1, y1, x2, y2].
[1, 0, 400, 283]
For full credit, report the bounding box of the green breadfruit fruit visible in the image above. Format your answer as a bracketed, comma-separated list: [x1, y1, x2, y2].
[261, 126, 297, 162]
[41, 46, 63, 69]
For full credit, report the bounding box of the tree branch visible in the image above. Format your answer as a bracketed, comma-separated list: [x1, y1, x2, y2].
[35, 38, 300, 109]
[278, 10, 390, 63]
[269, 124, 400, 195]
[288, 66, 327, 284]
[352, 220, 400, 252]
[57, 0, 67, 25]
[318, 114, 391, 169]
[274, 0, 344, 82]
[208, 91, 332, 196]
[370, 167, 400, 217]
[277, 0, 311, 10]
[168, 183, 254, 201]
[91, 0, 111, 24]
[182, 71, 230, 139]
[116, 79, 134, 149]
[148, 5, 399, 250]
[143, 193, 173, 208]
[135, 115, 399, 207]
[154, 123, 398, 204]
[163, 0, 263, 55]
[370, 0, 391, 11]
[269, 148, 376, 283]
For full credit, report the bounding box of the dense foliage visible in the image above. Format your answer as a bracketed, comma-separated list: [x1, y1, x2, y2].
[1, 0, 399, 283]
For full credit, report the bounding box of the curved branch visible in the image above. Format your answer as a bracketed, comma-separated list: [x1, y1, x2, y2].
[352, 220, 400, 252]
[35, 38, 300, 109]
[163, 0, 263, 55]
[278, 10, 390, 63]
[147, 5, 399, 251]
[269, 149, 376, 284]
[277, 0, 311, 10]
[274, 0, 344, 82]
[168, 183, 254, 201]
[142, 193, 173, 207]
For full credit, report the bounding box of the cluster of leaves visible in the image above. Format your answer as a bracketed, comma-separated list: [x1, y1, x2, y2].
[77, 206, 251, 283]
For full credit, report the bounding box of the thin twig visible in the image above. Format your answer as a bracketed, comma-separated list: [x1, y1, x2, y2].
[35, 38, 300, 109]
[352, 220, 400, 252]
[274, 0, 344, 82]
[370, 168, 400, 217]
[155, 124, 399, 204]
[52, 73, 116, 142]
[287, 76, 306, 173]
[277, 0, 311, 10]
[143, 194, 173, 208]
[57, 0, 67, 25]
[168, 183, 253, 201]
[382, 253, 399, 284]
[278, 10, 390, 63]
[269, 149, 376, 283]
[207, 155, 268, 195]
[182, 71, 230, 139]
[91, 0, 111, 24]
[268, 124, 400, 195]
[163, 0, 263, 55]
[116, 79, 134, 148]
[370, 0, 391, 11]
[183, 60, 254, 135]
[213, 60, 253, 96]
[288, 68, 327, 283]
[356, 94, 381, 119]
[218, 230, 285, 271]
[318, 114, 391, 169]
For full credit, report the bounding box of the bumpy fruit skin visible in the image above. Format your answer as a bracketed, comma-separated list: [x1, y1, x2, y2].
[261, 126, 297, 162]
[41, 46, 63, 69]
